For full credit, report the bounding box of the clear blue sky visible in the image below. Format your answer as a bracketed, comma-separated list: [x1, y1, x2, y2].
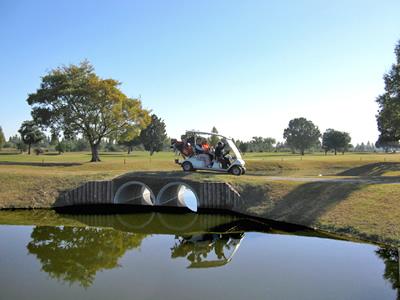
[1, 0, 399, 144]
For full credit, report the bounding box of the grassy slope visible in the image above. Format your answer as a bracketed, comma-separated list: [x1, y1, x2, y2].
[1, 150, 400, 245]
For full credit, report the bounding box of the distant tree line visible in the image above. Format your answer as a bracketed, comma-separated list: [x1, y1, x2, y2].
[2, 39, 400, 160]
[235, 118, 353, 156]
[0, 117, 383, 158]
[3, 120, 170, 156]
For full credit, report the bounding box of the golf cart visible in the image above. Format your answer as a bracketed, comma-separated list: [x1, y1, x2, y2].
[171, 130, 246, 176]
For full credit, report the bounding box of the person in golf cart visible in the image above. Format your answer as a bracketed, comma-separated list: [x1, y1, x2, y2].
[195, 138, 212, 167]
[214, 141, 230, 169]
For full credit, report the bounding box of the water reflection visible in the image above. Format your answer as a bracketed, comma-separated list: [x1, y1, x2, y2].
[27, 226, 147, 288]
[171, 233, 244, 268]
[376, 247, 400, 299]
[18, 212, 400, 297]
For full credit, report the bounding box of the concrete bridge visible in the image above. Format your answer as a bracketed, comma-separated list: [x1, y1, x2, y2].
[55, 173, 242, 212]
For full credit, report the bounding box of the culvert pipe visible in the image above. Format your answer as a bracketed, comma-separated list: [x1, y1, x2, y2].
[113, 181, 155, 205]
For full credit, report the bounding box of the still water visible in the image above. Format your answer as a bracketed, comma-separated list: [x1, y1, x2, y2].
[0, 212, 398, 300]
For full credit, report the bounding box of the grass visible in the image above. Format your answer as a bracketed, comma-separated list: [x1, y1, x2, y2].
[1, 150, 400, 245]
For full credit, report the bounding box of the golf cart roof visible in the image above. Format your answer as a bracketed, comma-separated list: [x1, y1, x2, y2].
[185, 130, 231, 140]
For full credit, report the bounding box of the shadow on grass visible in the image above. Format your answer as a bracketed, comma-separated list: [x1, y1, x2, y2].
[266, 181, 363, 225]
[0, 152, 21, 155]
[238, 176, 398, 228]
[85, 152, 142, 157]
[0, 161, 82, 167]
[235, 180, 389, 228]
[115, 170, 195, 179]
[338, 162, 400, 176]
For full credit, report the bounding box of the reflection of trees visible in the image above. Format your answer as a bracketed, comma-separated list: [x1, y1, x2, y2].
[376, 247, 400, 299]
[27, 226, 147, 288]
[170, 233, 243, 268]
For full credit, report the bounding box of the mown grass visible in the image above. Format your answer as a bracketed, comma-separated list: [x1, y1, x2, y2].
[1, 150, 400, 207]
[1, 150, 400, 245]
[229, 179, 400, 245]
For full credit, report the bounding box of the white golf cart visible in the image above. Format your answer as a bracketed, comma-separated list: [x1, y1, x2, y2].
[172, 130, 246, 176]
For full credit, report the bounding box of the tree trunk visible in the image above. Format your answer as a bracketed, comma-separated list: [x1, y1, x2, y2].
[301, 149, 304, 156]
[90, 143, 101, 162]
[334, 148, 337, 155]
[28, 143, 31, 155]
[127, 146, 132, 155]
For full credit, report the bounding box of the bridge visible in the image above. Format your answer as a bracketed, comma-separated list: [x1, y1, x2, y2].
[55, 172, 242, 212]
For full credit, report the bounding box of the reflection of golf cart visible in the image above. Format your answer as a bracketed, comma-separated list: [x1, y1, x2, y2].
[170, 233, 244, 268]
[172, 130, 246, 176]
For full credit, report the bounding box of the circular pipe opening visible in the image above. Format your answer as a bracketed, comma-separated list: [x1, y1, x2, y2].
[156, 182, 198, 212]
[114, 181, 155, 205]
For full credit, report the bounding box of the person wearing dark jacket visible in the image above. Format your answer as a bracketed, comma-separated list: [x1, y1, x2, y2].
[214, 141, 230, 169]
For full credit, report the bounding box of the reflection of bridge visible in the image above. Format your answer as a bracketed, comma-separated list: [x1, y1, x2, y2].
[64, 212, 251, 234]
[55, 173, 241, 211]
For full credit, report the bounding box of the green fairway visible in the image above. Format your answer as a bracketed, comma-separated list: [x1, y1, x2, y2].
[1, 150, 400, 176]
[1, 150, 400, 245]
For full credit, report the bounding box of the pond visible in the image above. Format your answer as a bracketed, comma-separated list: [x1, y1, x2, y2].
[0, 211, 398, 300]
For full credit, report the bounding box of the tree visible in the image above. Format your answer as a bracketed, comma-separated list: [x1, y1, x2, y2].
[249, 136, 276, 152]
[376, 134, 400, 152]
[209, 126, 219, 146]
[238, 141, 249, 154]
[55, 140, 67, 154]
[16, 141, 28, 153]
[50, 133, 59, 146]
[18, 120, 45, 154]
[27, 61, 150, 162]
[275, 141, 291, 152]
[283, 117, 321, 155]
[0, 126, 5, 150]
[322, 129, 351, 155]
[140, 114, 167, 156]
[118, 135, 142, 154]
[376, 40, 400, 146]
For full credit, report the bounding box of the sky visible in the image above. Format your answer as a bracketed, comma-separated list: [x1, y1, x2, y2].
[0, 0, 400, 145]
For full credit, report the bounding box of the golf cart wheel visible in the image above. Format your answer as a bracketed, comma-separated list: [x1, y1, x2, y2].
[182, 161, 193, 172]
[230, 166, 242, 176]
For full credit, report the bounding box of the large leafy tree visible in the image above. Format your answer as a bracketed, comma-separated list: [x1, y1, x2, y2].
[0, 126, 5, 150]
[322, 129, 351, 155]
[18, 120, 45, 154]
[27, 61, 150, 162]
[376, 40, 400, 145]
[283, 117, 321, 155]
[140, 114, 167, 156]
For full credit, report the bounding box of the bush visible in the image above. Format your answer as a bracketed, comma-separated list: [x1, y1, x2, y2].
[34, 148, 44, 155]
